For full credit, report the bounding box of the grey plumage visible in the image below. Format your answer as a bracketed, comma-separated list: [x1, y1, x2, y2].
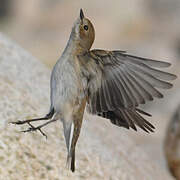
[85, 50, 176, 133]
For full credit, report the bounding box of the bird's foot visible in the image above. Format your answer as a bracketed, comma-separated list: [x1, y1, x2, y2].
[10, 120, 27, 125]
[22, 122, 48, 139]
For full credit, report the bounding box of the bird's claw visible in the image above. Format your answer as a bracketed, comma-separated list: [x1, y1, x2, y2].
[22, 123, 48, 139]
[10, 120, 25, 125]
[21, 127, 35, 133]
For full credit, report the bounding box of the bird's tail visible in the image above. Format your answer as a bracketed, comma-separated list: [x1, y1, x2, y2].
[63, 121, 76, 172]
[63, 115, 84, 172]
[63, 99, 86, 172]
[66, 148, 75, 172]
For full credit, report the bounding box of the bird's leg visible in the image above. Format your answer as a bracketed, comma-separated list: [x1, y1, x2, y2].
[10, 108, 54, 125]
[22, 119, 58, 138]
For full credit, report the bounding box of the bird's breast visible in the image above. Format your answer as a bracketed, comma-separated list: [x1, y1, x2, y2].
[50, 56, 86, 113]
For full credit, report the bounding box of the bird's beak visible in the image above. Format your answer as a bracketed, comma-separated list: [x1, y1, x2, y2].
[80, 9, 84, 21]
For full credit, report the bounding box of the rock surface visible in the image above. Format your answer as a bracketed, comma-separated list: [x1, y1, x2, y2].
[0, 32, 173, 179]
[165, 105, 180, 179]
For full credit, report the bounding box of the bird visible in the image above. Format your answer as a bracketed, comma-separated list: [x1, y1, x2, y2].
[11, 9, 177, 172]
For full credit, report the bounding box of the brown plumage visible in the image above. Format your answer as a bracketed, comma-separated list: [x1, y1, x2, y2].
[11, 9, 177, 172]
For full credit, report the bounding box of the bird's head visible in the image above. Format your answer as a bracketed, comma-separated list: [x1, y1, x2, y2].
[71, 9, 95, 52]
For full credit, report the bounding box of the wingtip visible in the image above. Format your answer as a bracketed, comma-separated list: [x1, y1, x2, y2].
[161, 61, 171, 68]
[135, 108, 152, 117]
[172, 74, 178, 80]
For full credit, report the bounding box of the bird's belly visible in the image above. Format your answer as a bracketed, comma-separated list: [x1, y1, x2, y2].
[51, 61, 85, 114]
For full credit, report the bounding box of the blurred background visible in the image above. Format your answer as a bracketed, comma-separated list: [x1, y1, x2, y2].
[0, 0, 180, 178]
[1, 0, 180, 68]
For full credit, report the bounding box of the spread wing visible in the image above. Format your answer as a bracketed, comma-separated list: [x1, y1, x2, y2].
[80, 49, 177, 132]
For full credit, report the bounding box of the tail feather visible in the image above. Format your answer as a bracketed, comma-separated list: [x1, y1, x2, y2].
[71, 149, 75, 172]
[63, 121, 76, 172]
[66, 149, 75, 172]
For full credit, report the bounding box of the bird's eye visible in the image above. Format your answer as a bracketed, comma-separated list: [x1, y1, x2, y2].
[84, 25, 88, 31]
